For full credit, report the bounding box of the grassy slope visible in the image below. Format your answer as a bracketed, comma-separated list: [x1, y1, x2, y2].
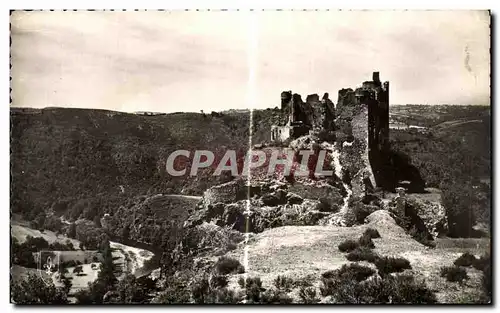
[224, 215, 489, 303]
[11, 222, 81, 248]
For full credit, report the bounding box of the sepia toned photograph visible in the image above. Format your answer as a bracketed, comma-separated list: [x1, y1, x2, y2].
[9, 10, 491, 304]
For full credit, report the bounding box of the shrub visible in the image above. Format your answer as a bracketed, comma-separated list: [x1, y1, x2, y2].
[390, 275, 437, 304]
[358, 233, 375, 249]
[453, 252, 476, 267]
[153, 286, 191, 304]
[215, 256, 245, 275]
[316, 198, 336, 213]
[375, 257, 412, 276]
[338, 239, 359, 253]
[209, 274, 229, 290]
[11, 274, 68, 304]
[363, 228, 381, 239]
[191, 276, 210, 304]
[473, 253, 490, 271]
[481, 264, 491, 301]
[273, 275, 294, 292]
[237, 276, 245, 289]
[321, 263, 375, 298]
[440, 266, 469, 283]
[299, 286, 320, 304]
[245, 277, 263, 289]
[322, 273, 436, 304]
[73, 265, 84, 275]
[364, 275, 437, 304]
[321, 270, 336, 279]
[61, 260, 77, 268]
[261, 288, 293, 304]
[244, 277, 264, 303]
[337, 263, 376, 282]
[293, 275, 315, 288]
[320, 273, 358, 299]
[210, 288, 243, 304]
[346, 247, 379, 263]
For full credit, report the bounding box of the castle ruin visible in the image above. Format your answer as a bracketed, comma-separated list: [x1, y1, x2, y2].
[272, 71, 398, 191]
[270, 91, 336, 142]
[352, 71, 391, 188]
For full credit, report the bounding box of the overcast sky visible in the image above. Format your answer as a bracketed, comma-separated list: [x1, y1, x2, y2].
[11, 10, 490, 113]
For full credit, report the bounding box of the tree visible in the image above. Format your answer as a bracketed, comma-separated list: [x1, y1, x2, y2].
[62, 277, 72, 294]
[75, 280, 107, 304]
[93, 215, 102, 228]
[117, 274, 147, 303]
[32, 212, 46, 231]
[58, 266, 68, 279]
[11, 238, 36, 268]
[75, 239, 117, 304]
[73, 265, 83, 276]
[98, 240, 117, 288]
[24, 235, 49, 251]
[68, 223, 77, 238]
[11, 274, 68, 304]
[58, 266, 72, 294]
[65, 239, 75, 250]
[43, 215, 63, 233]
[121, 224, 130, 241]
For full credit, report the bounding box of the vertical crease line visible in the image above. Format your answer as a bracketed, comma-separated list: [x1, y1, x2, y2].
[242, 11, 258, 299]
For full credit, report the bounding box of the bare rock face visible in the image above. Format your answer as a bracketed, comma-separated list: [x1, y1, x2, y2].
[187, 179, 343, 233]
[261, 189, 288, 206]
[202, 179, 246, 206]
[221, 201, 249, 232]
[410, 199, 448, 239]
[387, 194, 448, 239]
[286, 192, 304, 205]
[287, 181, 344, 208]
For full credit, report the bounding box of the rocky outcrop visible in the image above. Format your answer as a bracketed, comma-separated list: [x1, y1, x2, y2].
[186, 198, 331, 234]
[187, 179, 344, 233]
[202, 179, 247, 206]
[287, 181, 344, 208]
[387, 191, 448, 239]
[409, 199, 447, 239]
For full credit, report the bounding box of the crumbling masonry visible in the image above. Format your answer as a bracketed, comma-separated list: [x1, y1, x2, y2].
[270, 91, 336, 142]
[272, 71, 395, 190]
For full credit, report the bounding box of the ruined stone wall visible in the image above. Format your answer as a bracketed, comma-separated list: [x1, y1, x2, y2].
[273, 90, 336, 142]
[344, 106, 377, 196]
[271, 125, 292, 142]
[336, 72, 391, 190]
[306, 93, 336, 136]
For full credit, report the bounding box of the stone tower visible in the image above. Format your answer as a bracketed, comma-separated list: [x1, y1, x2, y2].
[353, 72, 390, 188]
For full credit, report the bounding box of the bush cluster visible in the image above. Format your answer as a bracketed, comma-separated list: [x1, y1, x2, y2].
[338, 240, 359, 253]
[375, 257, 412, 276]
[215, 256, 245, 275]
[440, 266, 469, 283]
[453, 252, 477, 267]
[346, 247, 379, 263]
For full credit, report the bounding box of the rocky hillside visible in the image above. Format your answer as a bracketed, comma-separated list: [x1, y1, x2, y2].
[10, 103, 491, 304]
